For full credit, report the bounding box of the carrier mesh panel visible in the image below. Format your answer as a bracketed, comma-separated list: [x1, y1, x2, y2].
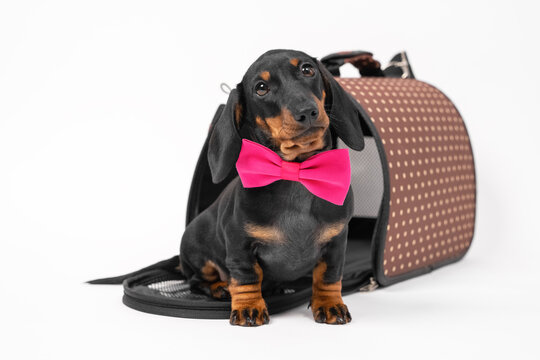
[337, 77, 476, 278]
[338, 137, 383, 218]
[147, 279, 203, 299]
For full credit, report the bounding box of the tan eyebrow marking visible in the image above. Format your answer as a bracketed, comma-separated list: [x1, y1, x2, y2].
[260, 71, 270, 81]
[290, 58, 299, 67]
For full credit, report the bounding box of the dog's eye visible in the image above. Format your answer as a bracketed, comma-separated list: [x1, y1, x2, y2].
[255, 82, 269, 96]
[301, 63, 315, 77]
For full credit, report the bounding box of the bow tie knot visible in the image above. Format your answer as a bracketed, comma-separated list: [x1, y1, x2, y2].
[280, 161, 301, 181]
[235, 139, 351, 205]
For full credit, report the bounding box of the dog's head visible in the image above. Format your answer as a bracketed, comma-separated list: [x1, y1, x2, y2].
[208, 49, 365, 183]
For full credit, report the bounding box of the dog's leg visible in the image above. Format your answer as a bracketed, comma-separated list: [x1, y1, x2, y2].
[179, 208, 231, 299]
[311, 233, 352, 325]
[227, 262, 269, 327]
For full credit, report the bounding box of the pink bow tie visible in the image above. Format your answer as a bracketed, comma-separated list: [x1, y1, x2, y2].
[235, 139, 351, 205]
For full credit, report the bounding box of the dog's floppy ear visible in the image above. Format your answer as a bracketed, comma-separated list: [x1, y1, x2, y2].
[316, 59, 365, 151]
[207, 87, 243, 183]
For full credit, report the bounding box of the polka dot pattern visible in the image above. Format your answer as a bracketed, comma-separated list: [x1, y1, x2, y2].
[337, 77, 476, 278]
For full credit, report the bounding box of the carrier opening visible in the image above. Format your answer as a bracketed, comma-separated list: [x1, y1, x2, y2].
[339, 135, 384, 292]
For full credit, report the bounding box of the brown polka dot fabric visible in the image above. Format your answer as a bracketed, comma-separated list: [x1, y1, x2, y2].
[337, 77, 476, 278]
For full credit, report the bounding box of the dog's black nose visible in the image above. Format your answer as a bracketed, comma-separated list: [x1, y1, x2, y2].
[295, 107, 318, 123]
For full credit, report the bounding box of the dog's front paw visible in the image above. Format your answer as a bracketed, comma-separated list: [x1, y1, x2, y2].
[229, 298, 270, 327]
[310, 298, 351, 325]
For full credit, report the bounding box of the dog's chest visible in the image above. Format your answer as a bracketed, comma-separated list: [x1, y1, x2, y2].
[241, 182, 350, 282]
[252, 210, 322, 282]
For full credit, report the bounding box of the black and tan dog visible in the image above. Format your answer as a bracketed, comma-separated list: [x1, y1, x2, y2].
[179, 49, 364, 326]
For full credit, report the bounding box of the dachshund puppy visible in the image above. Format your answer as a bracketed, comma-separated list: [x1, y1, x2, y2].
[179, 49, 365, 326]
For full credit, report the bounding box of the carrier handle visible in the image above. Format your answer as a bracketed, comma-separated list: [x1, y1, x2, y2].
[320, 51, 385, 77]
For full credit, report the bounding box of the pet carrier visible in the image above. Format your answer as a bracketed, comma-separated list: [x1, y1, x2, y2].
[89, 50, 476, 319]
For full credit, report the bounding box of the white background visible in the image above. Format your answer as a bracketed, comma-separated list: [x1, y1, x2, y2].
[1, 1, 539, 359]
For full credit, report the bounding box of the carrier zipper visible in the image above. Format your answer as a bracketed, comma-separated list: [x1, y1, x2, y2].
[358, 277, 379, 292]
